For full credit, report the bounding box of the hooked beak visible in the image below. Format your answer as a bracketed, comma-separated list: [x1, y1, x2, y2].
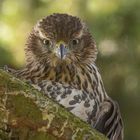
[55, 43, 68, 59]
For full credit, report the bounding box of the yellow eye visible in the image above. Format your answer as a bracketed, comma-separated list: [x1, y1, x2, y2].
[72, 39, 79, 45]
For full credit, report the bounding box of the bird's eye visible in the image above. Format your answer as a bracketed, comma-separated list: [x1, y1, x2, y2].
[72, 39, 79, 45]
[43, 39, 51, 46]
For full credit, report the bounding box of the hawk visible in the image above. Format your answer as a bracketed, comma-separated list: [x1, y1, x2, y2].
[7, 13, 124, 140]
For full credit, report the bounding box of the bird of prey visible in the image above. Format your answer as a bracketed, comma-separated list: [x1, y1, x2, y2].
[7, 13, 124, 140]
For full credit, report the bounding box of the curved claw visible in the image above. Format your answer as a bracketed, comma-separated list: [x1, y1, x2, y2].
[3, 65, 16, 74]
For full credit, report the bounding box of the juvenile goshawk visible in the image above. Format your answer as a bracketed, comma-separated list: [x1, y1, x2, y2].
[8, 13, 124, 140]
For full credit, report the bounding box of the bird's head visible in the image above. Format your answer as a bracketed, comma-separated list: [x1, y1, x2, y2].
[25, 13, 97, 68]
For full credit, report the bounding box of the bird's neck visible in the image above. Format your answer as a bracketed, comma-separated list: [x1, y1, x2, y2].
[24, 61, 95, 91]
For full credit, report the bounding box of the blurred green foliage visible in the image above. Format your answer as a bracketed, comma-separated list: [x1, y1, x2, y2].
[0, 0, 140, 139]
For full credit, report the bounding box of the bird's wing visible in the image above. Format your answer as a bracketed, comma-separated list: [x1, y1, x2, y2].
[93, 98, 124, 140]
[3, 66, 35, 83]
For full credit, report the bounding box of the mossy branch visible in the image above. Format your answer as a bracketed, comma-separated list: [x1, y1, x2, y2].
[0, 69, 108, 140]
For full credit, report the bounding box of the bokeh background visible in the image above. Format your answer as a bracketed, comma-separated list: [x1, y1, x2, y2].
[0, 0, 140, 139]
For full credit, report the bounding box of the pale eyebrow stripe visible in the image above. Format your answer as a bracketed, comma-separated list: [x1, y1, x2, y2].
[74, 30, 83, 38]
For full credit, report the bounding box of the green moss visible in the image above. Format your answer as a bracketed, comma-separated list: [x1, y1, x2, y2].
[28, 132, 57, 140]
[0, 131, 9, 140]
[0, 70, 28, 92]
[6, 94, 42, 122]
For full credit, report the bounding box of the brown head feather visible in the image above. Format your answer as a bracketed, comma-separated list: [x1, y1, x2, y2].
[25, 13, 97, 65]
[24, 13, 97, 89]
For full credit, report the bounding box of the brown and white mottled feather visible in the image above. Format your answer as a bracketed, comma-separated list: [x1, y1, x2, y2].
[7, 13, 123, 140]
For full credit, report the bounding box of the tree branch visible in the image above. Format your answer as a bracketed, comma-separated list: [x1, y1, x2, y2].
[0, 69, 108, 140]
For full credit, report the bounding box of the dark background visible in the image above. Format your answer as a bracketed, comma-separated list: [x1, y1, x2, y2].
[0, 0, 140, 139]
